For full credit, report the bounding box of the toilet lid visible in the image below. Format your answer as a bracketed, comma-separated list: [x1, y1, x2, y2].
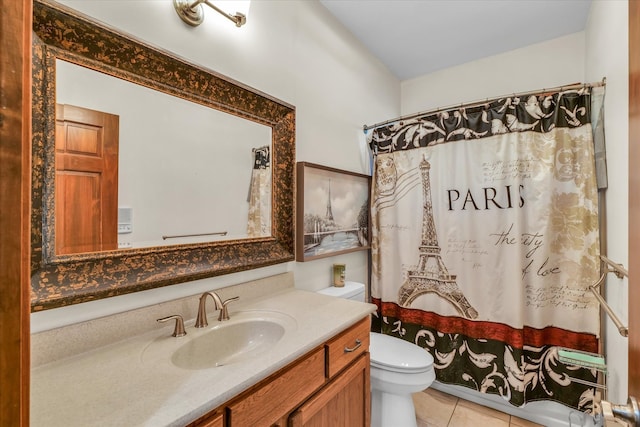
[370, 332, 434, 373]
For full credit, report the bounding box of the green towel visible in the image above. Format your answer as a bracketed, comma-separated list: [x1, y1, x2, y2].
[558, 348, 606, 371]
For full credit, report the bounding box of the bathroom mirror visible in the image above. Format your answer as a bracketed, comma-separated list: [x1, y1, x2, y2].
[55, 59, 273, 252]
[31, 0, 295, 311]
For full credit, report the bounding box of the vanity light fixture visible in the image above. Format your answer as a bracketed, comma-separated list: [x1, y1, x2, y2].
[174, 0, 248, 27]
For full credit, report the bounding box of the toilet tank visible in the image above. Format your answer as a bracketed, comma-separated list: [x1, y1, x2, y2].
[316, 281, 365, 302]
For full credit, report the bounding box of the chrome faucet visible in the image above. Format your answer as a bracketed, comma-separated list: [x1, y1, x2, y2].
[195, 291, 239, 327]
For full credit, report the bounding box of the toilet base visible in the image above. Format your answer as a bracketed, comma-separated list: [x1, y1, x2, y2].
[371, 389, 418, 427]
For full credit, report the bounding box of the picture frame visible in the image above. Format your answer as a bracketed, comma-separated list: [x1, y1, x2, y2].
[296, 162, 371, 262]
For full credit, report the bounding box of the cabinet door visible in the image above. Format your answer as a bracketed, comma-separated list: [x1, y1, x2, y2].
[289, 353, 370, 427]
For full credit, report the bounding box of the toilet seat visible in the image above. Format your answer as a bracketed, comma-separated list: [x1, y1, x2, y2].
[370, 332, 434, 373]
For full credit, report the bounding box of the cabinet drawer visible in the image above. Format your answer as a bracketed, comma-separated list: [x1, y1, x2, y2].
[227, 347, 325, 427]
[186, 408, 223, 427]
[325, 317, 370, 378]
[192, 410, 223, 427]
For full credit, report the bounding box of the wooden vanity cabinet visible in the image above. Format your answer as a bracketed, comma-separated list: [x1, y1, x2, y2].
[288, 316, 370, 427]
[187, 317, 370, 427]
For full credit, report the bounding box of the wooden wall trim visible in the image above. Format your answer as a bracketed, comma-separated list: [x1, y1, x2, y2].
[0, 0, 31, 425]
[629, 0, 640, 399]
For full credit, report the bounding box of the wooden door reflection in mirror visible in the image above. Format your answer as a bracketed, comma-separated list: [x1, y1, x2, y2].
[55, 104, 119, 255]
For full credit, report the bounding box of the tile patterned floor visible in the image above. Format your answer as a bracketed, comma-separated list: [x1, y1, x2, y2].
[413, 388, 544, 427]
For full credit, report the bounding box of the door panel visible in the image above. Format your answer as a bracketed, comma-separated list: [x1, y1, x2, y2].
[0, 0, 31, 425]
[55, 104, 119, 254]
[629, 0, 640, 398]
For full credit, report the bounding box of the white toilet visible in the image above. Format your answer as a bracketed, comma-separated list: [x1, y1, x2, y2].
[317, 282, 435, 427]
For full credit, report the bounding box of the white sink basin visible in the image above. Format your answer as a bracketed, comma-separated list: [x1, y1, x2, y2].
[142, 310, 297, 370]
[172, 319, 285, 369]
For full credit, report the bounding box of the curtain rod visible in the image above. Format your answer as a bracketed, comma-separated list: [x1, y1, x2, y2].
[363, 78, 606, 132]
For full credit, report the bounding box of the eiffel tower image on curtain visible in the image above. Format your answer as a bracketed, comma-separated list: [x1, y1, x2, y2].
[397, 156, 479, 319]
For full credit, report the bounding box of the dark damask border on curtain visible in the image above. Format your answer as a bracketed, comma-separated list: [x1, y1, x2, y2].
[369, 90, 591, 154]
[371, 300, 598, 410]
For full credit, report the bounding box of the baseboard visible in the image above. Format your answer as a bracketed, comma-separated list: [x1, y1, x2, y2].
[430, 382, 601, 427]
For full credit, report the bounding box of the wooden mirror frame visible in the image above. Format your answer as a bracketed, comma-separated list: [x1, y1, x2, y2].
[30, 0, 295, 311]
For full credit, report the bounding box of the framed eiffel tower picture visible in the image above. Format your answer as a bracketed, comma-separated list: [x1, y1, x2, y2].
[296, 162, 371, 262]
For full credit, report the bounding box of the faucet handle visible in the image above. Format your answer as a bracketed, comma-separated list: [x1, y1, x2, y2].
[157, 315, 187, 337]
[218, 296, 239, 321]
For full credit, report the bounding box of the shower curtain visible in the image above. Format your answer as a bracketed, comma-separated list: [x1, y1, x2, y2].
[369, 87, 604, 410]
[247, 145, 271, 237]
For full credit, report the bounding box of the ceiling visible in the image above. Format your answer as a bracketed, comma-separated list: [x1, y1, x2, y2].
[319, 0, 593, 81]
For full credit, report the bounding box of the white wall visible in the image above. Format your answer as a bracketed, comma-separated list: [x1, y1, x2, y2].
[31, 0, 399, 331]
[401, 32, 586, 114]
[585, 0, 629, 406]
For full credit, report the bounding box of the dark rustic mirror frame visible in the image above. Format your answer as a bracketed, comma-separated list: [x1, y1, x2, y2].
[31, 0, 295, 311]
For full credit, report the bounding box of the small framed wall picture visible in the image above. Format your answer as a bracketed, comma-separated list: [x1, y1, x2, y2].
[296, 162, 371, 262]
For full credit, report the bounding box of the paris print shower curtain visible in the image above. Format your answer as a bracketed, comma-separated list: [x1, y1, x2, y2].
[368, 87, 602, 410]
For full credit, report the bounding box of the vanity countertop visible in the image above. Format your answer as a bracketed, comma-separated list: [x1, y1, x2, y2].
[30, 288, 376, 427]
